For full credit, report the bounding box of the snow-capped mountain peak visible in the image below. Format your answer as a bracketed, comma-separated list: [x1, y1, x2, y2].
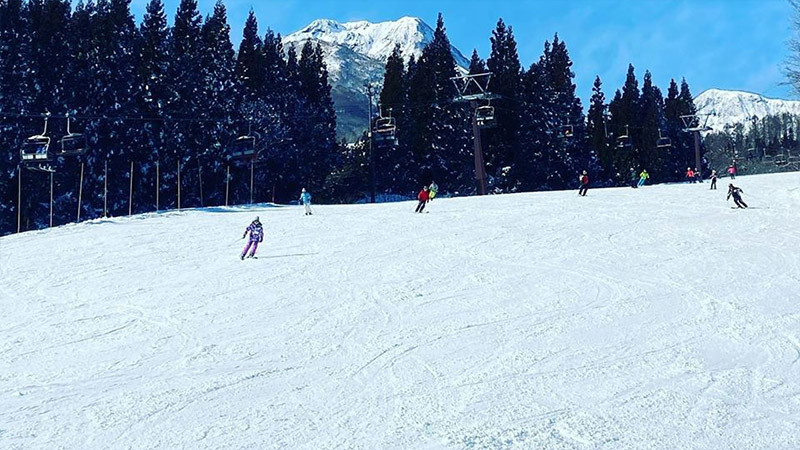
[695, 88, 800, 132]
[284, 16, 463, 65]
[283, 17, 470, 139]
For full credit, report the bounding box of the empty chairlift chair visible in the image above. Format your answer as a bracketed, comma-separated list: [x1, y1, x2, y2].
[616, 125, 631, 149]
[21, 135, 52, 162]
[475, 106, 496, 129]
[656, 130, 672, 149]
[373, 117, 397, 146]
[20, 114, 53, 163]
[229, 135, 257, 160]
[57, 116, 88, 156]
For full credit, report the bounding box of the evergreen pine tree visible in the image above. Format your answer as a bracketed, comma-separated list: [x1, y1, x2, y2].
[406, 13, 471, 192]
[609, 64, 641, 179]
[0, 0, 30, 234]
[235, 10, 264, 97]
[468, 49, 487, 75]
[138, 0, 171, 210]
[639, 70, 667, 180]
[517, 60, 550, 190]
[486, 19, 521, 191]
[587, 76, 610, 182]
[544, 34, 589, 187]
[168, 0, 205, 208]
[290, 41, 337, 199]
[200, 0, 237, 205]
[377, 44, 412, 194]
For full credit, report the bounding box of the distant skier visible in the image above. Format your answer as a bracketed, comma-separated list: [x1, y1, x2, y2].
[709, 170, 718, 190]
[694, 167, 703, 183]
[415, 186, 430, 213]
[241, 217, 264, 260]
[685, 167, 695, 183]
[727, 184, 748, 209]
[300, 188, 312, 215]
[630, 168, 639, 189]
[578, 170, 589, 196]
[728, 164, 737, 180]
[429, 181, 439, 201]
[638, 169, 650, 187]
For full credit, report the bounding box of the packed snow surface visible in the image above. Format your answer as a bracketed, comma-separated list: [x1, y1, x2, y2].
[2, 173, 800, 449]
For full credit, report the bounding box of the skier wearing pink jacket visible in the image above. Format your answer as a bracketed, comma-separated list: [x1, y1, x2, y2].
[241, 217, 264, 260]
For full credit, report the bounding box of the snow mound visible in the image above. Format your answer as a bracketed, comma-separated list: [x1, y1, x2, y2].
[2, 173, 800, 448]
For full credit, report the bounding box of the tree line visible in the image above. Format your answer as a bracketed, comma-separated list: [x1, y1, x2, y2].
[366, 16, 703, 197]
[1, 5, 705, 235]
[0, 0, 337, 235]
[704, 112, 800, 173]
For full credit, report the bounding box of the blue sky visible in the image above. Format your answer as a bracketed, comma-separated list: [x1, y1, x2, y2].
[132, 0, 794, 104]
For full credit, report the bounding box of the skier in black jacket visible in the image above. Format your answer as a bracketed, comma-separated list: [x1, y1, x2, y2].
[727, 184, 748, 208]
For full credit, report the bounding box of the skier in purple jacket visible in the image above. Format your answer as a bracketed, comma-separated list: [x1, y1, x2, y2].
[241, 217, 264, 260]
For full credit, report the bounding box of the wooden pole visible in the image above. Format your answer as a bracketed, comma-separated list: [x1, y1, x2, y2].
[103, 160, 108, 217]
[197, 158, 204, 207]
[17, 166, 22, 233]
[156, 160, 160, 211]
[77, 162, 85, 222]
[225, 164, 230, 207]
[177, 159, 181, 210]
[129, 160, 134, 216]
[49, 171, 53, 228]
[250, 160, 254, 204]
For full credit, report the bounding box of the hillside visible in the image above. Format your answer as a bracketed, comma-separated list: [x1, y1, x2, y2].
[2, 173, 800, 449]
[695, 88, 800, 132]
[283, 17, 469, 140]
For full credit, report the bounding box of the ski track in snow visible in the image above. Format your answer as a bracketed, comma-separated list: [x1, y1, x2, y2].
[1, 173, 800, 449]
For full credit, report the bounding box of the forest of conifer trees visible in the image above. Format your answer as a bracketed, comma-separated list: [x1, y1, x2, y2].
[0, 0, 337, 235]
[371, 16, 705, 199]
[1, 3, 705, 236]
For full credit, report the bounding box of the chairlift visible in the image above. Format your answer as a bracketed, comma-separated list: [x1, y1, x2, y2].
[373, 113, 397, 147]
[57, 116, 88, 156]
[20, 114, 53, 163]
[228, 120, 258, 160]
[681, 114, 713, 133]
[616, 125, 631, 149]
[656, 130, 672, 149]
[475, 105, 496, 129]
[229, 135, 257, 160]
[561, 124, 574, 138]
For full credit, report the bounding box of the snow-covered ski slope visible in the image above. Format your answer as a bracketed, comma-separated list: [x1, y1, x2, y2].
[2, 173, 800, 449]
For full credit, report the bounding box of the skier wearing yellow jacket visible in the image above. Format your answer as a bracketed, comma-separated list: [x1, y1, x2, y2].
[428, 181, 439, 200]
[637, 169, 650, 187]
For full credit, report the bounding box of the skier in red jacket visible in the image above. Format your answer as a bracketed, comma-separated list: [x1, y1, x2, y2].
[415, 186, 430, 213]
[686, 167, 695, 183]
[578, 170, 589, 196]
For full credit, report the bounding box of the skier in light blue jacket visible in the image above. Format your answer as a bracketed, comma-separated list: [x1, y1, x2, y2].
[300, 188, 313, 215]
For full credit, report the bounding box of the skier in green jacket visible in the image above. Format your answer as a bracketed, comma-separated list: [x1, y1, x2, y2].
[637, 169, 650, 187]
